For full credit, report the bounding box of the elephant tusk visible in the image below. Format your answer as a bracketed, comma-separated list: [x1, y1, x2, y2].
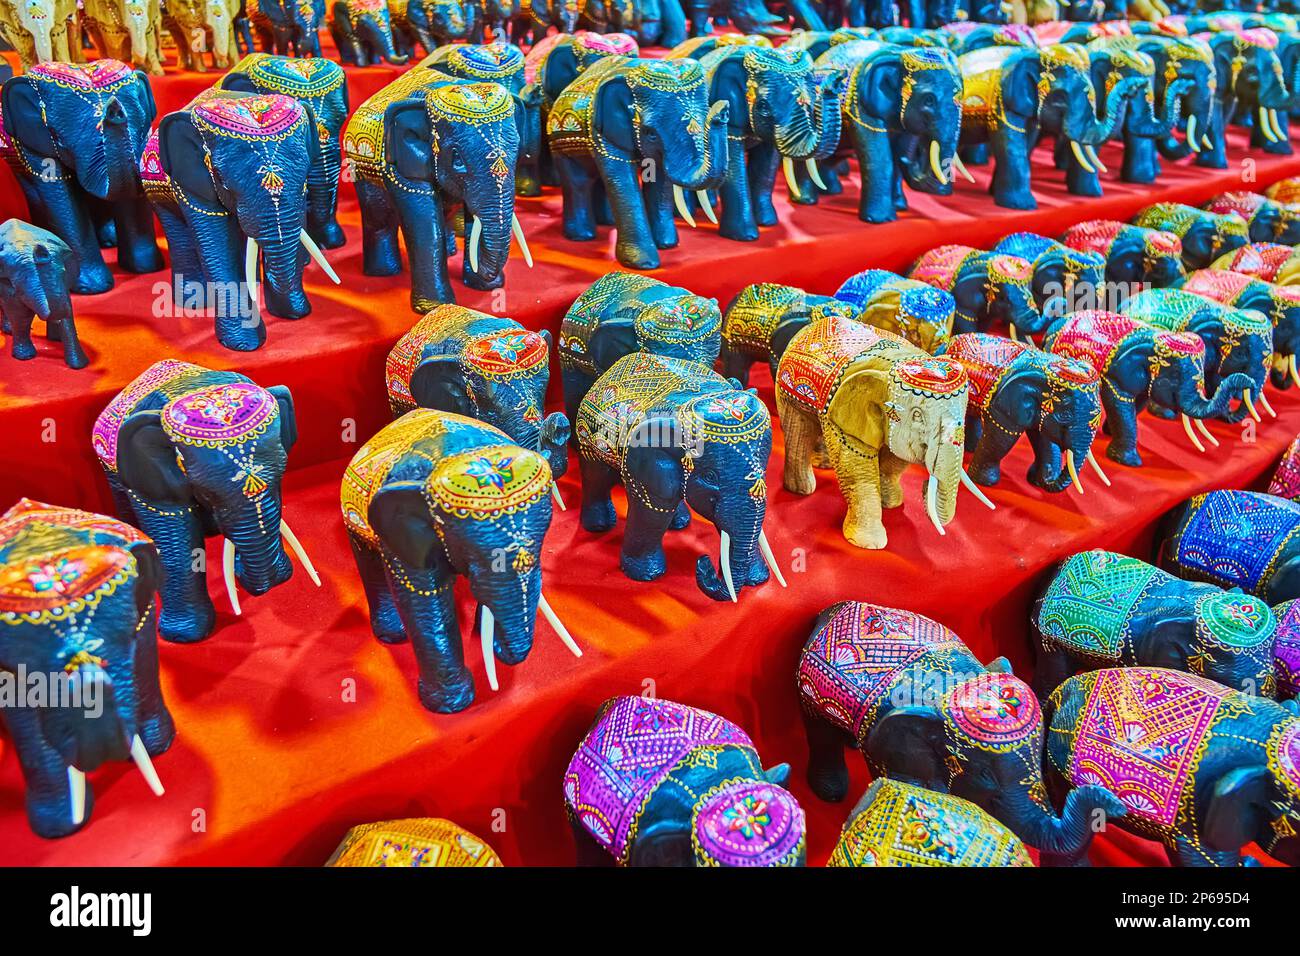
[550, 482, 566, 511]
[68, 767, 86, 826]
[244, 237, 260, 319]
[511, 213, 534, 268]
[1187, 114, 1200, 152]
[1070, 140, 1096, 174]
[929, 140, 949, 185]
[1009, 324, 1020, 343]
[1194, 417, 1220, 447]
[951, 153, 976, 184]
[222, 538, 241, 616]
[1084, 144, 1108, 174]
[538, 591, 582, 658]
[1086, 449, 1112, 487]
[959, 467, 996, 510]
[1269, 109, 1286, 143]
[1260, 107, 1281, 143]
[130, 735, 165, 797]
[806, 159, 828, 191]
[1258, 390, 1278, 417]
[718, 530, 738, 603]
[280, 519, 321, 587]
[1291, 353, 1300, 389]
[695, 190, 718, 225]
[1243, 389, 1262, 423]
[1023, 331, 1037, 348]
[1203, 135, 1214, 149]
[673, 185, 697, 228]
[1065, 449, 1085, 495]
[782, 157, 803, 201]
[925, 476, 946, 536]
[468, 216, 483, 274]
[1181, 413, 1207, 453]
[480, 605, 498, 692]
[298, 229, 340, 284]
[758, 530, 787, 587]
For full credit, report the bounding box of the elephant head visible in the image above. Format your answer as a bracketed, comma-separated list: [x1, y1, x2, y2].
[1140, 589, 1280, 697]
[1147, 36, 1216, 154]
[981, 252, 1046, 334]
[13, 0, 59, 63]
[1209, 308, 1273, 414]
[732, 47, 828, 164]
[0, 218, 78, 334]
[994, 232, 1105, 314]
[1205, 192, 1300, 246]
[1059, 220, 1186, 287]
[878, 46, 966, 193]
[385, 82, 521, 290]
[994, 349, 1102, 492]
[867, 672, 1126, 857]
[2, 60, 156, 203]
[1012, 44, 1142, 155]
[1091, 46, 1184, 140]
[1145, 328, 1254, 420]
[1210, 28, 1295, 129]
[624, 59, 729, 193]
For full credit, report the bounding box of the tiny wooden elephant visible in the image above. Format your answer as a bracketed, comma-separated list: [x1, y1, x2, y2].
[0, 219, 84, 369]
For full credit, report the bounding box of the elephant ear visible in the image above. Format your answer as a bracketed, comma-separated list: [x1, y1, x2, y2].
[267, 385, 298, 454]
[593, 75, 636, 157]
[409, 355, 473, 415]
[1136, 616, 1199, 671]
[1202, 765, 1275, 855]
[1, 77, 57, 157]
[383, 97, 434, 182]
[127, 540, 164, 619]
[826, 365, 889, 452]
[1002, 51, 1041, 120]
[301, 101, 324, 171]
[131, 70, 157, 126]
[368, 480, 439, 567]
[221, 72, 259, 95]
[864, 705, 949, 789]
[999, 364, 1045, 431]
[158, 112, 221, 205]
[588, 319, 639, 374]
[863, 56, 903, 122]
[117, 410, 192, 504]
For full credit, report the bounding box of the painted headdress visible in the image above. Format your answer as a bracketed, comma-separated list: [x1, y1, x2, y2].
[691, 780, 806, 867]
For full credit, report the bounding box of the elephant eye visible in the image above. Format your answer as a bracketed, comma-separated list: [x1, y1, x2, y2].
[451, 155, 468, 174]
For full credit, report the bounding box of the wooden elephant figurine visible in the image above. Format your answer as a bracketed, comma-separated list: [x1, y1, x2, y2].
[329, 0, 410, 64]
[833, 269, 956, 354]
[164, 0, 242, 70]
[1270, 435, 1300, 504]
[798, 600, 1125, 859]
[83, 0, 166, 75]
[1046, 667, 1300, 866]
[1179, 269, 1300, 392]
[0, 0, 82, 70]
[342, 408, 580, 713]
[1132, 202, 1250, 270]
[991, 232, 1105, 314]
[327, 818, 501, 866]
[1059, 219, 1185, 288]
[559, 272, 720, 429]
[1211, 242, 1300, 288]
[829, 778, 1034, 867]
[719, 282, 859, 387]
[1033, 549, 1280, 700]
[575, 352, 782, 601]
[0, 219, 84, 369]
[1157, 490, 1300, 607]
[776, 315, 971, 549]
[564, 695, 805, 866]
[946, 332, 1103, 494]
[1204, 192, 1300, 246]
[1274, 600, 1300, 700]
[908, 245, 1045, 339]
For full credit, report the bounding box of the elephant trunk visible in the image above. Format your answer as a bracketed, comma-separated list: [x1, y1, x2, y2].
[670, 101, 729, 192]
[695, 498, 767, 602]
[125, 7, 150, 61]
[811, 80, 845, 162]
[76, 98, 138, 201]
[37, 662, 131, 774]
[1259, 58, 1293, 111]
[471, 563, 542, 666]
[928, 437, 961, 526]
[1174, 369, 1253, 420]
[539, 411, 570, 480]
[1079, 76, 1145, 145]
[461, 197, 513, 290]
[209, 5, 232, 63]
[29, 15, 55, 63]
[775, 97, 819, 162]
[254, 223, 312, 319]
[1130, 78, 1189, 138]
[994, 782, 1114, 859]
[223, 493, 294, 596]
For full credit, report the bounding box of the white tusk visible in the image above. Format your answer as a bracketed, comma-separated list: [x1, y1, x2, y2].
[468, 216, 482, 273]
[783, 157, 802, 201]
[480, 605, 498, 692]
[1065, 449, 1085, 495]
[1243, 389, 1262, 423]
[1086, 449, 1112, 487]
[222, 538, 241, 616]
[1194, 418, 1220, 447]
[550, 481, 566, 511]
[951, 153, 976, 184]
[298, 229, 340, 284]
[1182, 413, 1207, 453]
[806, 159, 828, 191]
[279, 519, 321, 587]
[719, 530, 738, 603]
[68, 767, 86, 826]
[1009, 324, 1020, 343]
[1085, 144, 1108, 174]
[1259, 390, 1278, 417]
[244, 236, 260, 317]
[1270, 109, 1286, 143]
[1203, 135, 1213, 149]
[757, 530, 788, 587]
[1187, 114, 1200, 152]
[925, 475, 946, 537]
[511, 213, 534, 268]
[673, 184, 697, 227]
[959, 467, 996, 510]
[695, 190, 718, 224]
[1290, 354, 1300, 389]
[538, 591, 582, 658]
[1070, 140, 1096, 174]
[130, 735, 165, 797]
[1260, 107, 1280, 143]
[929, 140, 949, 185]
[1023, 332, 1037, 348]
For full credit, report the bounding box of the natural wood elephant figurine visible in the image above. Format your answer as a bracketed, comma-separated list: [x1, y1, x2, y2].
[83, 0, 166, 75]
[0, 0, 83, 70]
[164, 0, 242, 71]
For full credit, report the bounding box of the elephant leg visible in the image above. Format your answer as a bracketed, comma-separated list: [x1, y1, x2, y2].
[822, 162, 844, 195]
[1195, 101, 1228, 170]
[789, 161, 819, 207]
[1031, 642, 1077, 703]
[1101, 383, 1142, 467]
[641, 174, 679, 251]
[394, 189, 453, 313]
[112, 196, 164, 274]
[777, 391, 820, 495]
[562, 369, 594, 449]
[131, 599, 177, 755]
[802, 707, 852, 802]
[716, 142, 758, 242]
[554, 156, 598, 242]
[386, 562, 474, 714]
[1265, 558, 1300, 606]
[989, 128, 1037, 211]
[1122, 132, 1159, 185]
[827, 428, 888, 549]
[129, 496, 217, 643]
[852, 128, 898, 224]
[878, 448, 907, 509]
[90, 197, 117, 247]
[579, 455, 618, 532]
[0, 706, 92, 839]
[33, 176, 114, 293]
[356, 179, 403, 277]
[3, 303, 37, 361]
[719, 344, 754, 387]
[155, 203, 199, 284]
[594, 183, 614, 227]
[569, 816, 615, 866]
[620, 498, 676, 581]
[349, 529, 406, 644]
[52, 317, 88, 369]
[596, 156, 659, 270]
[1026, 426, 1066, 491]
[959, 143, 989, 166]
[747, 141, 780, 228]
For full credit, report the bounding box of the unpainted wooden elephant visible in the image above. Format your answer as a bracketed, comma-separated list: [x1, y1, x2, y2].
[83, 0, 166, 75]
[0, 0, 82, 70]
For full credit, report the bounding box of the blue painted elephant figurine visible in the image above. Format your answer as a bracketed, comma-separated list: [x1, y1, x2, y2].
[342, 408, 579, 713]
[547, 56, 729, 270]
[389, 0, 473, 56]
[385, 304, 570, 488]
[1204, 191, 1300, 245]
[829, 778, 1034, 866]
[833, 269, 957, 353]
[345, 76, 523, 312]
[329, 0, 410, 64]
[327, 817, 501, 866]
[992, 232, 1105, 314]
[0, 60, 162, 295]
[1180, 268, 1300, 389]
[247, 0, 326, 56]
[558, 272, 721, 430]
[576, 352, 781, 600]
[946, 332, 1104, 493]
[0, 499, 173, 839]
[92, 361, 318, 643]
[1132, 202, 1249, 271]
[1158, 490, 1300, 606]
[1198, 28, 1294, 169]
[1046, 667, 1300, 865]
[719, 282, 859, 386]
[1059, 218, 1185, 288]
[1033, 549, 1279, 700]
[220, 54, 350, 250]
[909, 244, 1045, 338]
[798, 600, 1125, 859]
[0, 218, 84, 369]
[564, 695, 805, 866]
[1045, 309, 1253, 466]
